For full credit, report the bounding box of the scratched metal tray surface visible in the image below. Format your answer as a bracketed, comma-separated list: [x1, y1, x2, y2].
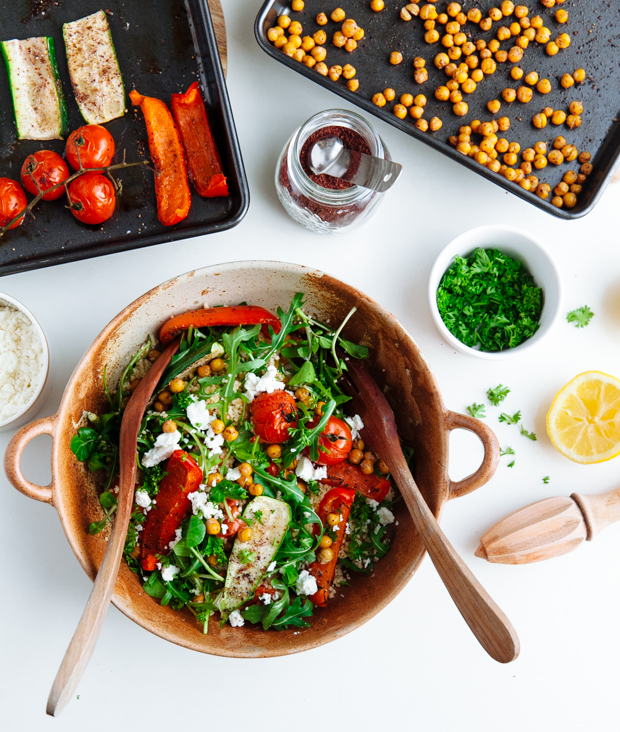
[0, 0, 248, 276]
[256, 0, 620, 219]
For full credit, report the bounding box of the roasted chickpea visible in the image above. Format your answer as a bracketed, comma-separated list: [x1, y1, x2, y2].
[461, 79, 476, 94]
[517, 86, 533, 103]
[420, 4, 438, 21]
[566, 114, 582, 129]
[223, 425, 239, 441]
[562, 144, 578, 162]
[533, 154, 548, 169]
[331, 7, 346, 21]
[429, 116, 443, 131]
[569, 101, 584, 116]
[510, 21, 520, 35]
[467, 8, 482, 22]
[503, 152, 517, 166]
[504, 167, 517, 181]
[507, 47, 523, 63]
[481, 58, 497, 75]
[581, 163, 593, 176]
[515, 35, 529, 49]
[266, 444, 282, 460]
[551, 109, 567, 125]
[522, 71, 538, 86]
[289, 20, 303, 36]
[347, 79, 360, 91]
[341, 18, 359, 38]
[268, 26, 284, 42]
[471, 68, 484, 82]
[510, 68, 524, 83]
[543, 106, 554, 117]
[533, 141, 547, 156]
[497, 26, 511, 41]
[277, 14, 291, 29]
[333, 30, 346, 47]
[154, 401, 165, 412]
[435, 52, 450, 68]
[292, 0, 304, 9]
[238, 527, 253, 542]
[342, 64, 356, 80]
[359, 459, 374, 474]
[536, 79, 552, 94]
[573, 68, 586, 83]
[563, 192, 577, 208]
[453, 101, 468, 116]
[248, 483, 264, 497]
[489, 7, 502, 21]
[495, 138, 509, 153]
[211, 357, 226, 372]
[570, 184, 582, 194]
[530, 15, 543, 28]
[548, 149, 564, 165]
[557, 33, 571, 49]
[383, 87, 396, 102]
[349, 448, 364, 464]
[532, 113, 547, 129]
[546, 41, 559, 56]
[550, 195, 563, 207]
[536, 182, 551, 199]
[315, 62, 329, 76]
[414, 68, 429, 83]
[488, 159, 502, 173]
[390, 51, 404, 65]
[456, 141, 471, 155]
[561, 73, 575, 89]
[319, 534, 333, 549]
[206, 518, 221, 535]
[579, 151, 592, 164]
[328, 64, 343, 81]
[498, 116, 511, 131]
[425, 29, 440, 43]
[344, 37, 358, 52]
[353, 26, 365, 41]
[563, 170, 578, 185]
[495, 50, 508, 63]
[435, 85, 450, 101]
[488, 99, 502, 114]
[502, 87, 517, 103]
[169, 378, 186, 393]
[515, 5, 528, 18]
[316, 12, 328, 25]
[392, 104, 407, 120]
[311, 45, 327, 61]
[319, 548, 334, 564]
[369, 0, 384, 11]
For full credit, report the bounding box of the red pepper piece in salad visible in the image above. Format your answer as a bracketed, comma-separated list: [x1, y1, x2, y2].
[305, 415, 352, 465]
[307, 487, 356, 607]
[171, 81, 229, 198]
[219, 499, 245, 538]
[320, 461, 391, 503]
[129, 89, 191, 227]
[140, 450, 202, 571]
[159, 305, 282, 345]
[251, 391, 298, 444]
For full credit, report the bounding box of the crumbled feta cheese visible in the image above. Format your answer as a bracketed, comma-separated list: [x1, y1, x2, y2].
[186, 398, 216, 430]
[366, 498, 379, 510]
[229, 610, 245, 627]
[295, 455, 328, 482]
[295, 569, 318, 596]
[377, 507, 395, 525]
[227, 466, 242, 481]
[244, 364, 285, 402]
[135, 490, 151, 508]
[204, 429, 225, 457]
[267, 561, 277, 573]
[221, 523, 228, 533]
[345, 522, 350, 535]
[168, 528, 183, 550]
[259, 593, 273, 605]
[161, 565, 180, 582]
[345, 414, 365, 439]
[189, 491, 224, 520]
[142, 430, 182, 467]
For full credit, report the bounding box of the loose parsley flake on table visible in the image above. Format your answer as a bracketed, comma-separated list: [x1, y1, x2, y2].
[566, 305, 594, 328]
[500, 446, 515, 457]
[520, 425, 537, 441]
[487, 384, 510, 406]
[543, 476, 550, 484]
[467, 402, 487, 418]
[499, 411, 521, 425]
[436, 248, 542, 352]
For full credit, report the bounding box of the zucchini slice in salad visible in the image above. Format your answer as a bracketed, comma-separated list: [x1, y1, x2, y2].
[219, 496, 291, 616]
[63, 10, 125, 125]
[0, 36, 68, 140]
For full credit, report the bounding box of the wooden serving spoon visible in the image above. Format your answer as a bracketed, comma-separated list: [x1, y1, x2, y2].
[339, 356, 520, 664]
[475, 488, 620, 564]
[47, 338, 180, 717]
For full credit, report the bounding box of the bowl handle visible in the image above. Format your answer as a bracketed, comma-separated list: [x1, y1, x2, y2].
[445, 411, 500, 500]
[4, 415, 58, 505]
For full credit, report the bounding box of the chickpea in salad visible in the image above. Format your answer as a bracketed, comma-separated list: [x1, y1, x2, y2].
[71, 294, 405, 633]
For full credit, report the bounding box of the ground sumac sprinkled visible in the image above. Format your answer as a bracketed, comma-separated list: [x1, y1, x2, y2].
[299, 125, 371, 190]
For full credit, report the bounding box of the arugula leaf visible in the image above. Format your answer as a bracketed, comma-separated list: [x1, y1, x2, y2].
[487, 384, 510, 406]
[143, 573, 167, 599]
[520, 425, 537, 441]
[543, 476, 550, 483]
[499, 411, 521, 425]
[467, 403, 486, 419]
[186, 515, 206, 548]
[566, 305, 594, 329]
[500, 446, 515, 456]
[288, 360, 316, 388]
[271, 596, 313, 629]
[209, 479, 248, 504]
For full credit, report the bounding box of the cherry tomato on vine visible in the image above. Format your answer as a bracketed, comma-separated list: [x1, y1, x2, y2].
[306, 415, 352, 465]
[67, 172, 116, 225]
[251, 391, 298, 444]
[20, 151, 69, 201]
[65, 125, 116, 171]
[0, 178, 27, 230]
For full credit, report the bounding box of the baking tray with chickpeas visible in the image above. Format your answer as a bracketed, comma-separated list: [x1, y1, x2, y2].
[255, 0, 620, 218]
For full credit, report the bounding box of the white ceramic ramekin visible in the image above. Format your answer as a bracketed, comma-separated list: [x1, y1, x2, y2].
[0, 293, 50, 433]
[428, 225, 562, 360]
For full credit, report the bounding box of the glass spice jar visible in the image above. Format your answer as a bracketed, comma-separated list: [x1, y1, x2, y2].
[275, 109, 391, 234]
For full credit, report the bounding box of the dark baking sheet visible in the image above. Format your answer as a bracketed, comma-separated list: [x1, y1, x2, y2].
[256, 0, 620, 219]
[0, 0, 248, 276]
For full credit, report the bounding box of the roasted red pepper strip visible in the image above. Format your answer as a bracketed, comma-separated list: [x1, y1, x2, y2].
[140, 450, 202, 571]
[320, 461, 391, 503]
[159, 304, 281, 345]
[307, 487, 356, 607]
[129, 89, 191, 226]
[171, 82, 229, 198]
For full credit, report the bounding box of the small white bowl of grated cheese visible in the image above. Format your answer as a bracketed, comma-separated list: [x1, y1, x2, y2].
[0, 293, 49, 433]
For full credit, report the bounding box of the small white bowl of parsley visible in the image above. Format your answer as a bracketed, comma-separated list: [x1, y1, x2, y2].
[428, 225, 562, 359]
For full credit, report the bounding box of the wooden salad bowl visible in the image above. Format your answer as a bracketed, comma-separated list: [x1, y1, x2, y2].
[4, 262, 500, 658]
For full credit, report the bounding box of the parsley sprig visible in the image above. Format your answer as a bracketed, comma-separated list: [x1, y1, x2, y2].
[566, 305, 594, 329]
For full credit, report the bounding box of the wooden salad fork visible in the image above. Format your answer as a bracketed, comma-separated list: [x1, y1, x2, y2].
[339, 356, 520, 663]
[47, 338, 180, 717]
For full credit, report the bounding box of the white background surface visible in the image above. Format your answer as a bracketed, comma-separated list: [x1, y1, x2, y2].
[3, 1, 620, 730]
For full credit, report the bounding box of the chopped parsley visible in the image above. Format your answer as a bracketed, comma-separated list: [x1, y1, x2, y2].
[499, 411, 521, 425]
[467, 403, 486, 418]
[487, 384, 510, 406]
[508, 460, 515, 468]
[566, 305, 594, 329]
[520, 425, 537, 441]
[436, 248, 542, 352]
[543, 476, 550, 484]
[500, 446, 515, 456]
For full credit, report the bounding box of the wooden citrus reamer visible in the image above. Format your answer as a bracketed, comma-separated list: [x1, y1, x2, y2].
[475, 488, 620, 564]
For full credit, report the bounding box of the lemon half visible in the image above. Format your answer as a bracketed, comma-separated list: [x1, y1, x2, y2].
[547, 371, 620, 464]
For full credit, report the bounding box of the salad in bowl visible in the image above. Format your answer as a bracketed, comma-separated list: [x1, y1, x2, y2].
[71, 293, 403, 633]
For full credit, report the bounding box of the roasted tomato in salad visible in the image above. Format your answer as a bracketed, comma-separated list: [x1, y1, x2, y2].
[70, 293, 400, 635]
